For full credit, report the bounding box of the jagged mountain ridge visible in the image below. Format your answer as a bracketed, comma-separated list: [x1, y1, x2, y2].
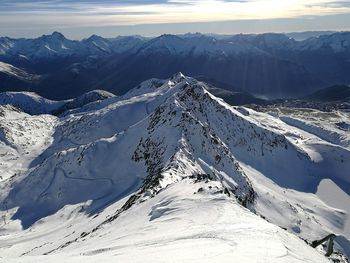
[1, 31, 349, 60]
[0, 74, 349, 262]
[0, 32, 146, 60]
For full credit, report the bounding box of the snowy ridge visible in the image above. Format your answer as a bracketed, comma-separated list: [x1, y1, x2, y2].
[0, 90, 115, 115]
[0, 73, 349, 262]
[0, 92, 65, 115]
[0, 61, 39, 82]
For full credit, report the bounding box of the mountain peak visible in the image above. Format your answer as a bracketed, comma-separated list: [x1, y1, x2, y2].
[39, 31, 66, 41]
[50, 31, 65, 39]
[170, 72, 186, 82]
[86, 34, 104, 41]
[153, 34, 184, 43]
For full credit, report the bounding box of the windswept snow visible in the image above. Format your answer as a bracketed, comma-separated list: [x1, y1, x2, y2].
[0, 73, 349, 262]
[1, 180, 330, 263]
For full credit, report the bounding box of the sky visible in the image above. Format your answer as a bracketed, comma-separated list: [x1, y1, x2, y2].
[0, 0, 350, 39]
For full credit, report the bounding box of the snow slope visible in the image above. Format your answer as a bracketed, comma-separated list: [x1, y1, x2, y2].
[1, 180, 331, 263]
[0, 105, 57, 183]
[0, 73, 349, 262]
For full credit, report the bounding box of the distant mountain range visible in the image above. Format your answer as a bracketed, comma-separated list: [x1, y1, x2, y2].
[0, 31, 350, 100]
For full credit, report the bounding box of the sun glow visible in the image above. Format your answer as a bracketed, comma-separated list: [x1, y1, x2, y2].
[1, 0, 350, 37]
[84, 0, 350, 26]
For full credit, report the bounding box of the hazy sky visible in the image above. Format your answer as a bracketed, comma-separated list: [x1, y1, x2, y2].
[1, 0, 350, 39]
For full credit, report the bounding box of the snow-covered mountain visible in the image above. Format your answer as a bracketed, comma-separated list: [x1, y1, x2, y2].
[2, 31, 348, 60]
[0, 32, 86, 59]
[0, 73, 349, 262]
[82, 35, 146, 55]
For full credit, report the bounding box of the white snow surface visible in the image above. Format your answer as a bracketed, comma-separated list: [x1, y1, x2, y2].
[0, 73, 349, 262]
[1, 181, 330, 263]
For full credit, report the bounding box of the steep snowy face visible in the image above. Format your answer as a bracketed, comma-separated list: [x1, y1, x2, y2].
[131, 84, 255, 204]
[0, 74, 349, 262]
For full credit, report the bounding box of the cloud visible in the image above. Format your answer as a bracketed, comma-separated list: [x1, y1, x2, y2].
[1, 0, 350, 16]
[307, 1, 350, 8]
[0, 0, 349, 35]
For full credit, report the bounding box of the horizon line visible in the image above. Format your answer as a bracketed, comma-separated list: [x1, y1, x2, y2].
[1, 29, 349, 41]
